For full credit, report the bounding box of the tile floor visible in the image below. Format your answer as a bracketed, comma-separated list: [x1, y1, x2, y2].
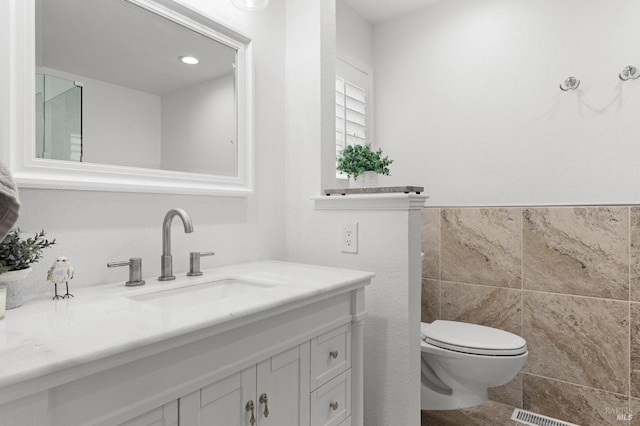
[421, 400, 520, 426]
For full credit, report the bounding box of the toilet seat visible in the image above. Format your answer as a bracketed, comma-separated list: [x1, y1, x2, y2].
[422, 320, 527, 356]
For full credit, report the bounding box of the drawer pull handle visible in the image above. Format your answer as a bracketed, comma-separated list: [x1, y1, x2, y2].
[246, 400, 256, 425]
[329, 350, 339, 359]
[259, 393, 270, 417]
[330, 401, 339, 411]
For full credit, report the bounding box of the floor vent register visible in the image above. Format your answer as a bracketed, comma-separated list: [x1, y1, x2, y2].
[511, 408, 579, 426]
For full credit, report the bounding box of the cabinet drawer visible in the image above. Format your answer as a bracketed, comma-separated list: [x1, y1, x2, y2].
[311, 370, 351, 426]
[311, 324, 351, 389]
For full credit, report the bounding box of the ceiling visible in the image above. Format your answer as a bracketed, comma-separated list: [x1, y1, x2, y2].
[341, 0, 443, 24]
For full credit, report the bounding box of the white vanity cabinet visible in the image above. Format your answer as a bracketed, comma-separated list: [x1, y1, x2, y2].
[0, 262, 370, 426]
[117, 330, 354, 426]
[156, 325, 353, 426]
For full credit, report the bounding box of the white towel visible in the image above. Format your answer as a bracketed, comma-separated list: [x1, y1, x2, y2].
[0, 162, 20, 241]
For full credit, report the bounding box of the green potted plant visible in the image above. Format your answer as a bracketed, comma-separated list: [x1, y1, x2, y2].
[0, 229, 55, 309]
[336, 144, 393, 187]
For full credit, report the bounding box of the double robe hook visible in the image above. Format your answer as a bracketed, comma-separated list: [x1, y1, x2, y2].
[560, 65, 640, 91]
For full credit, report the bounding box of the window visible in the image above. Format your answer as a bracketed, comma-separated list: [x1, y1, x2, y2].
[335, 58, 371, 178]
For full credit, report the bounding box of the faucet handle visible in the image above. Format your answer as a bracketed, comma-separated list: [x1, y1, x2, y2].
[187, 251, 215, 277]
[107, 258, 146, 287]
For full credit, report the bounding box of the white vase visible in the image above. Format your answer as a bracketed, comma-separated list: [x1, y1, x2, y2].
[0, 267, 32, 310]
[350, 171, 378, 188]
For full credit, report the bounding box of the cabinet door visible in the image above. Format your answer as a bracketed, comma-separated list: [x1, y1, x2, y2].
[179, 366, 257, 426]
[256, 344, 310, 426]
[118, 400, 178, 426]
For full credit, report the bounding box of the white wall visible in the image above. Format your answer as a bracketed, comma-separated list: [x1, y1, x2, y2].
[285, 1, 421, 424]
[161, 73, 236, 176]
[374, 0, 640, 206]
[13, 0, 287, 299]
[86, 79, 161, 169]
[304, 200, 423, 426]
[336, 1, 373, 68]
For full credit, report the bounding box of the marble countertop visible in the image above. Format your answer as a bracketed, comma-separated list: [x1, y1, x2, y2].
[0, 260, 373, 395]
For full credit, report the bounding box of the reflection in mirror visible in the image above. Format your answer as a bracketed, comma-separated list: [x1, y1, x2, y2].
[35, 73, 83, 162]
[35, 0, 238, 177]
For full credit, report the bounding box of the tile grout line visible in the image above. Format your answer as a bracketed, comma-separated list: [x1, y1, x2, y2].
[520, 207, 525, 409]
[522, 372, 631, 399]
[436, 279, 636, 304]
[438, 208, 442, 320]
[629, 207, 632, 410]
[520, 207, 524, 335]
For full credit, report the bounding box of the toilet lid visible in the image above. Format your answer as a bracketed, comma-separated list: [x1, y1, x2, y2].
[423, 320, 527, 356]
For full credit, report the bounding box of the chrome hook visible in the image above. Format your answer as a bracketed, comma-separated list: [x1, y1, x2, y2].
[619, 65, 640, 81]
[560, 76, 580, 91]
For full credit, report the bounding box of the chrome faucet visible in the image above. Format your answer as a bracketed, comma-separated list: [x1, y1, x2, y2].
[159, 208, 194, 281]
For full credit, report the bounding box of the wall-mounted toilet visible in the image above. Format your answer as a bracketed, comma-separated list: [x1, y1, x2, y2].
[421, 320, 527, 410]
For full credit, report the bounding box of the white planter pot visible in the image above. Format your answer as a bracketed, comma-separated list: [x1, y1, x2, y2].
[350, 171, 378, 188]
[0, 267, 32, 309]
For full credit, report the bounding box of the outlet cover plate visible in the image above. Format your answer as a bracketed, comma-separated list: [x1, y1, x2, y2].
[342, 222, 358, 253]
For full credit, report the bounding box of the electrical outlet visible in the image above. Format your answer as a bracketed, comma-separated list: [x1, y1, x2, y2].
[341, 222, 358, 253]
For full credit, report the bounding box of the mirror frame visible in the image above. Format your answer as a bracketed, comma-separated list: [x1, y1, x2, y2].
[1, 0, 254, 196]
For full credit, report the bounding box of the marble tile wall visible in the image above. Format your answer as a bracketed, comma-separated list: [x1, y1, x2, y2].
[421, 206, 640, 426]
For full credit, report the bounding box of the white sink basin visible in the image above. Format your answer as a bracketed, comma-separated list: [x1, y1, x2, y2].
[128, 278, 277, 309]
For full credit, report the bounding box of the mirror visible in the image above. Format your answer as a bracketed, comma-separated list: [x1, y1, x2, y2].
[36, 0, 238, 176]
[3, 0, 253, 195]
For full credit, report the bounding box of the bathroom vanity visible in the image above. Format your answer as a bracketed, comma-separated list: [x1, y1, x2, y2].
[0, 261, 372, 426]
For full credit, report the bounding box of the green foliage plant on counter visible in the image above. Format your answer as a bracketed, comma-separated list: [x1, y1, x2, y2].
[0, 229, 56, 274]
[336, 144, 393, 180]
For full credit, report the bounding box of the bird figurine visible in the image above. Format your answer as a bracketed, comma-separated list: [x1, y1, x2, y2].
[47, 257, 74, 300]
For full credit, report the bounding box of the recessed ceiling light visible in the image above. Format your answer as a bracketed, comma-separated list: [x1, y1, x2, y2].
[179, 56, 199, 65]
[232, 0, 268, 11]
